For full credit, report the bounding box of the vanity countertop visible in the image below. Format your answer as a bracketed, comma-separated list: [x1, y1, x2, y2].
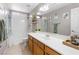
[28, 31, 79, 55]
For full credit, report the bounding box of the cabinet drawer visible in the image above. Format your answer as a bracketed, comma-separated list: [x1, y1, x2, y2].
[36, 45, 44, 55]
[37, 41, 44, 50]
[33, 39, 44, 50]
[45, 46, 60, 55]
[33, 40, 44, 55]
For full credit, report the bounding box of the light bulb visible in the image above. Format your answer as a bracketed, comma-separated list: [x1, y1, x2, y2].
[39, 4, 49, 11]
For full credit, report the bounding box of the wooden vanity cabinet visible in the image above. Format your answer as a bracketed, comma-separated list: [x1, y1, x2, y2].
[28, 35, 61, 55]
[36, 45, 44, 55]
[33, 39, 44, 55]
[45, 46, 60, 55]
[45, 53, 49, 55]
[37, 40, 45, 50]
[28, 35, 33, 53]
[33, 42, 44, 55]
[33, 42, 38, 54]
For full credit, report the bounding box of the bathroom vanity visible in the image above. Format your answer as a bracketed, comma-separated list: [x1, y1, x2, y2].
[28, 35, 60, 55]
[28, 32, 79, 55]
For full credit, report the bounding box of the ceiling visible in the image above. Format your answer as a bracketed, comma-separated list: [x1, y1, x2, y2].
[0, 3, 39, 13]
[36, 3, 71, 15]
[0, 3, 71, 14]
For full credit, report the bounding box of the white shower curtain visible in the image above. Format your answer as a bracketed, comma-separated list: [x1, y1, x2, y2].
[8, 11, 28, 47]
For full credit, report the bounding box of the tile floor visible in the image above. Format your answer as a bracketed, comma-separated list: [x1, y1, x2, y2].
[3, 43, 32, 55]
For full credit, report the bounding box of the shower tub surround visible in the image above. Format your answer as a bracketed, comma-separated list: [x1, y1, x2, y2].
[28, 31, 79, 55]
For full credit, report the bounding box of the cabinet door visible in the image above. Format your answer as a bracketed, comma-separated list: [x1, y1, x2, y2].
[45, 46, 60, 55]
[36, 46, 44, 55]
[28, 39, 33, 52]
[33, 41, 44, 55]
[33, 43, 38, 55]
[45, 52, 49, 55]
[37, 40, 45, 50]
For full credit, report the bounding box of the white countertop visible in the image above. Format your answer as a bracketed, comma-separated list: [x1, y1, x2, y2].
[28, 31, 79, 55]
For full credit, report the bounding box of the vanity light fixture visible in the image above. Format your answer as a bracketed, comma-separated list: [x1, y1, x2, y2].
[39, 4, 49, 11]
[37, 16, 40, 18]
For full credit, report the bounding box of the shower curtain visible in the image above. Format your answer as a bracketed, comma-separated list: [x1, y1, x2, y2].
[0, 20, 5, 42]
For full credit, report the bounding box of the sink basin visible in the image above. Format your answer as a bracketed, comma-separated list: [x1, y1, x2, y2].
[34, 32, 61, 41]
[34, 32, 57, 40]
[36, 33, 50, 40]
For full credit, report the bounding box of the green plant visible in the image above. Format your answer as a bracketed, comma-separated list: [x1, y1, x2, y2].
[35, 28, 41, 31]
